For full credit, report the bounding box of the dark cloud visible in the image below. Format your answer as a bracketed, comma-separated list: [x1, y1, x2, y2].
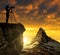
[48, 4, 58, 14]
[38, 2, 47, 15]
[0, 0, 9, 11]
[36, 0, 60, 20]
[16, 0, 33, 6]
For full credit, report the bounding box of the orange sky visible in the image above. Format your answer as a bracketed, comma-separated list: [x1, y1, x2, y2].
[0, 0, 60, 42]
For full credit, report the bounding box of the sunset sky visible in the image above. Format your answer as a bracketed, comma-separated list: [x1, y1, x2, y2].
[0, 0, 60, 43]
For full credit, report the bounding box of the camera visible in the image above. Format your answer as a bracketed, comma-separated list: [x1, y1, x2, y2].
[10, 6, 15, 9]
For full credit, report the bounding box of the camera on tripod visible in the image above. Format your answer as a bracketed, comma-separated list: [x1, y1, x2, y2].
[10, 6, 15, 9]
[9, 5, 15, 13]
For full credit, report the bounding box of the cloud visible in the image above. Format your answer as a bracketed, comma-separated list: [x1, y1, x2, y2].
[15, 0, 60, 18]
[0, 0, 60, 29]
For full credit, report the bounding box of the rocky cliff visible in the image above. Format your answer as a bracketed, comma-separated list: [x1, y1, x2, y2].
[0, 23, 25, 55]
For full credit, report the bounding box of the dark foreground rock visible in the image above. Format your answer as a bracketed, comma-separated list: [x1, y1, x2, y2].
[0, 23, 25, 55]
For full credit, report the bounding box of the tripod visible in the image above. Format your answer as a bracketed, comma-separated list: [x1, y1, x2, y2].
[10, 10, 17, 23]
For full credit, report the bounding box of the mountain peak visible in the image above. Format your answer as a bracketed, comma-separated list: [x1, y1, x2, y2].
[35, 27, 48, 43]
[31, 27, 59, 44]
[39, 28, 46, 37]
[38, 28, 59, 43]
[29, 28, 60, 55]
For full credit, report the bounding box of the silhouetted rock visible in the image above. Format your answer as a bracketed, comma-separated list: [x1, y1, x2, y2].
[0, 23, 25, 55]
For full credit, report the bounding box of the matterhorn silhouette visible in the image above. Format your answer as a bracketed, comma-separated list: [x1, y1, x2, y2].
[29, 28, 60, 55]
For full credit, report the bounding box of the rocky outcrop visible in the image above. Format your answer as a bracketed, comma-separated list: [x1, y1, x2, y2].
[0, 23, 25, 55]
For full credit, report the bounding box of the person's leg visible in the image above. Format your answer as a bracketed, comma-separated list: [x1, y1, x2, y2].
[6, 14, 9, 24]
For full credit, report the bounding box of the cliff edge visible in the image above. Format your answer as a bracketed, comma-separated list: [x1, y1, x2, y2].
[0, 23, 25, 55]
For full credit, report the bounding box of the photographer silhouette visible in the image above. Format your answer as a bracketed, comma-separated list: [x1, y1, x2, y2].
[5, 5, 10, 24]
[5, 5, 15, 24]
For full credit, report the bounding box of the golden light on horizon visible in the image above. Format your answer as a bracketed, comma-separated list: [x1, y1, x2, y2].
[23, 27, 60, 48]
[23, 28, 38, 48]
[23, 36, 32, 48]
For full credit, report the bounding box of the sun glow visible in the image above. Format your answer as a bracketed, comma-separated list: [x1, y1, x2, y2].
[23, 37, 29, 44]
[23, 36, 32, 48]
[23, 28, 38, 45]
[23, 28, 38, 49]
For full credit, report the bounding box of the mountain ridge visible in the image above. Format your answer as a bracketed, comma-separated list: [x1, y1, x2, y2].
[28, 28, 60, 55]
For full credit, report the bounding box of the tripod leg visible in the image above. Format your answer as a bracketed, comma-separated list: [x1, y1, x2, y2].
[12, 12, 17, 23]
[10, 14, 12, 23]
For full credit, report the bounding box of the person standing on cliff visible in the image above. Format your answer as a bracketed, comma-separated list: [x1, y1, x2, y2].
[5, 5, 11, 24]
[5, 5, 15, 24]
